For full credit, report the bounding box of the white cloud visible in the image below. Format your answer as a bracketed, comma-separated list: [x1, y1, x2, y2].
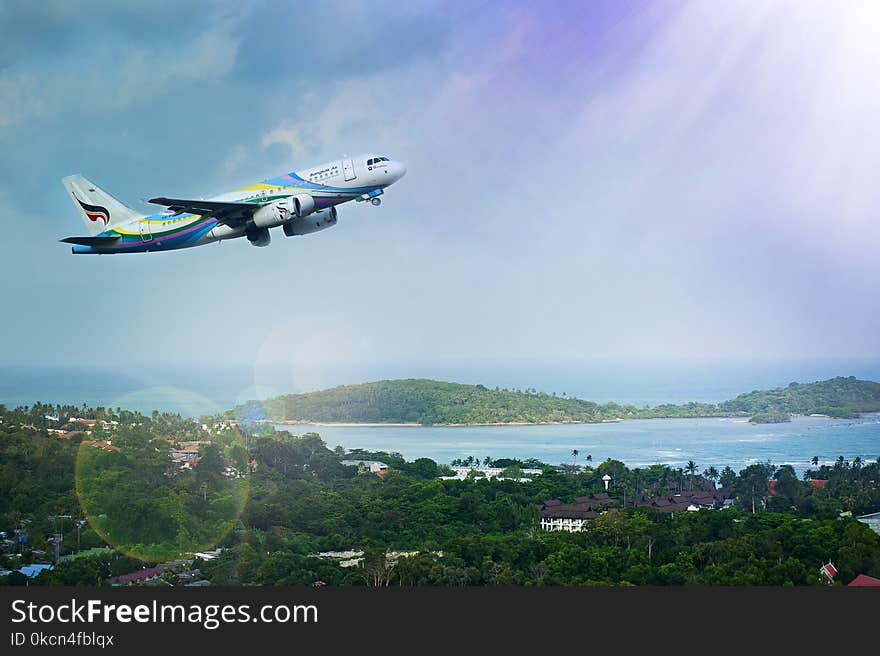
[261, 122, 308, 159]
[0, 15, 242, 135]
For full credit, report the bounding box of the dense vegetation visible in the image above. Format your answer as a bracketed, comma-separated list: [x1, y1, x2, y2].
[232, 376, 880, 425]
[0, 403, 247, 566]
[2, 401, 879, 587]
[719, 376, 880, 418]
[77, 428, 247, 562]
[234, 379, 639, 424]
[165, 429, 880, 586]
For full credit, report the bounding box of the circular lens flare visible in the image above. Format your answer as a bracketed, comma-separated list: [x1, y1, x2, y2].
[74, 386, 250, 563]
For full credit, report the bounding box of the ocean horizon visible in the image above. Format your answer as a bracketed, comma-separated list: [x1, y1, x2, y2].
[2, 359, 880, 417]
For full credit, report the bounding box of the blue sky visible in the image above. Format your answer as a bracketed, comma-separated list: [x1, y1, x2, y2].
[1, 0, 879, 396]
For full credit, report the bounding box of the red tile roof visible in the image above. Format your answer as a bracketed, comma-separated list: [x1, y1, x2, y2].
[848, 574, 880, 587]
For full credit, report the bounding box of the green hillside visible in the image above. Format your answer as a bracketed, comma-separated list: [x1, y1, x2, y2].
[718, 376, 880, 418]
[232, 376, 880, 425]
[233, 379, 640, 425]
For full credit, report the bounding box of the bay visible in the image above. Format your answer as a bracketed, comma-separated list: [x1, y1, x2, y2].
[275, 414, 880, 476]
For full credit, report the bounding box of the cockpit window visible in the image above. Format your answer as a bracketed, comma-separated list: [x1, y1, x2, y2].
[367, 158, 374, 166]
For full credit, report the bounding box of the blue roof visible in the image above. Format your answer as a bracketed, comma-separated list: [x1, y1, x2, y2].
[19, 564, 53, 578]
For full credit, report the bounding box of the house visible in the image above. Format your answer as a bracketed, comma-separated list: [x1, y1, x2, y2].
[629, 490, 729, 514]
[539, 494, 614, 532]
[857, 511, 880, 536]
[848, 574, 880, 586]
[107, 566, 165, 586]
[19, 564, 53, 579]
[341, 459, 389, 477]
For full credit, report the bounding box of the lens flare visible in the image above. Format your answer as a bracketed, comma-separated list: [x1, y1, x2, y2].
[74, 386, 250, 563]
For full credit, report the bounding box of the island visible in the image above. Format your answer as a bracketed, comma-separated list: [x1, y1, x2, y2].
[748, 412, 791, 424]
[230, 376, 880, 426]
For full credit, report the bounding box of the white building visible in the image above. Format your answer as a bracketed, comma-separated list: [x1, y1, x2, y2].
[441, 466, 543, 481]
[340, 460, 389, 475]
[539, 497, 609, 532]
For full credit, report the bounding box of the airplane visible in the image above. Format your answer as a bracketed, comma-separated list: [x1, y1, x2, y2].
[60, 154, 406, 254]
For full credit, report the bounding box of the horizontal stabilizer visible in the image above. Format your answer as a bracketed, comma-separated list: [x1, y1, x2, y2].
[60, 235, 122, 246]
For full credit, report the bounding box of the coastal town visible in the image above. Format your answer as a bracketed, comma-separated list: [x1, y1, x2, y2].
[1, 399, 880, 587]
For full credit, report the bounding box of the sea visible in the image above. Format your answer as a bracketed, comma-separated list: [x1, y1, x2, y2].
[2, 360, 879, 474]
[276, 415, 880, 476]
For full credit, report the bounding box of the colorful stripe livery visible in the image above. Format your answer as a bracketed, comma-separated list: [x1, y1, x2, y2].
[63, 153, 406, 254]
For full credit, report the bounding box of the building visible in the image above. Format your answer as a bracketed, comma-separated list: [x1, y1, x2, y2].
[341, 460, 389, 477]
[857, 511, 880, 536]
[539, 495, 614, 532]
[19, 564, 53, 579]
[440, 466, 543, 481]
[848, 574, 880, 586]
[538, 489, 733, 532]
[107, 566, 165, 586]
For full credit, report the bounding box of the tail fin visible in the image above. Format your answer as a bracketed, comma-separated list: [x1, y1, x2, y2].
[62, 174, 140, 236]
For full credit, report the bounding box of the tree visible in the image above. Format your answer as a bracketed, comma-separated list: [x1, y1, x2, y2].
[500, 465, 524, 482]
[811, 455, 819, 467]
[360, 548, 392, 587]
[719, 466, 737, 489]
[685, 460, 698, 491]
[703, 466, 719, 487]
[571, 449, 579, 468]
[737, 462, 775, 513]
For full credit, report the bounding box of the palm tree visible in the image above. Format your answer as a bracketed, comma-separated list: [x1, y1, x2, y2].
[811, 455, 819, 467]
[586, 454, 592, 467]
[685, 460, 698, 491]
[703, 466, 719, 488]
[571, 449, 579, 468]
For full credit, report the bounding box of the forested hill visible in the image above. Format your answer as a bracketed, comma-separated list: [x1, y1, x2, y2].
[232, 376, 880, 425]
[717, 376, 880, 418]
[234, 379, 629, 425]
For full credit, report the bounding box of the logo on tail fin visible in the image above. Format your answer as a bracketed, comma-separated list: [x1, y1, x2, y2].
[73, 194, 110, 226]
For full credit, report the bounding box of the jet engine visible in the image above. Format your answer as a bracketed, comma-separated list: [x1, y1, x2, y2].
[252, 194, 315, 229]
[246, 226, 271, 247]
[283, 206, 337, 237]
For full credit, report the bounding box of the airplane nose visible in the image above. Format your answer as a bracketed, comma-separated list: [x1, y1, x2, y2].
[393, 161, 406, 181]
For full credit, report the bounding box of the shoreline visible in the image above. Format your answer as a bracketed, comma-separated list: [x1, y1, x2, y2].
[268, 416, 724, 428]
[258, 412, 880, 428]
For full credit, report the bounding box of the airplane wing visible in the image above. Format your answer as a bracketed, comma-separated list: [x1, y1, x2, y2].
[60, 235, 122, 246]
[148, 197, 259, 225]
